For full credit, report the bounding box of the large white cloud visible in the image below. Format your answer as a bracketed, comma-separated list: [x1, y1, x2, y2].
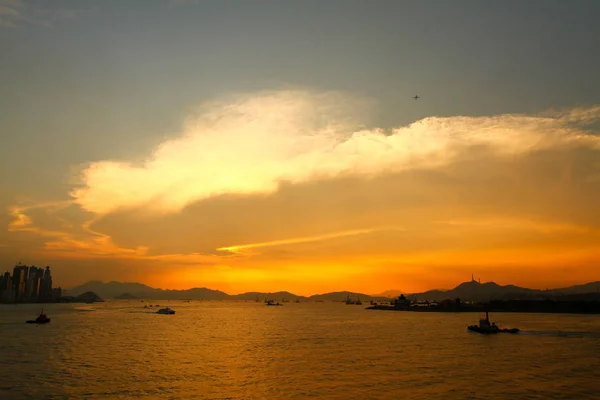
[70, 90, 600, 215]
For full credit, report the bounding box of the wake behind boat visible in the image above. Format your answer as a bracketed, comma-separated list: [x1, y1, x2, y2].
[26, 309, 51, 324]
[468, 312, 519, 334]
[156, 307, 175, 314]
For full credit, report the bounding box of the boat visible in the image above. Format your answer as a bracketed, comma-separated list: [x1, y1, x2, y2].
[266, 300, 282, 306]
[26, 309, 51, 324]
[467, 312, 519, 334]
[156, 307, 175, 315]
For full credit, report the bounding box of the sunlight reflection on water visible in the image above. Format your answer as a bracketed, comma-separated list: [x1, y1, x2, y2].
[1, 301, 599, 399]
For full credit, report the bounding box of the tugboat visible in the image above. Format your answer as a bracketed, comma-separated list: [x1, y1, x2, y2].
[156, 307, 175, 315]
[26, 309, 51, 324]
[468, 312, 519, 334]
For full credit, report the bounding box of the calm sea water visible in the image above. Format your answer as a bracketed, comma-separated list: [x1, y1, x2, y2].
[1, 301, 599, 399]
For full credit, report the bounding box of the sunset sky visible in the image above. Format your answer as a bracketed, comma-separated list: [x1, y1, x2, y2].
[1, 0, 599, 295]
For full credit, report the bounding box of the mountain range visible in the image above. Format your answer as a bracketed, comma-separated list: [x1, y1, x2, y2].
[66, 281, 389, 302]
[67, 279, 600, 302]
[408, 280, 600, 302]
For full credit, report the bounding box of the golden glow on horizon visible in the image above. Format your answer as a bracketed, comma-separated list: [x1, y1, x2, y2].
[4, 91, 600, 293]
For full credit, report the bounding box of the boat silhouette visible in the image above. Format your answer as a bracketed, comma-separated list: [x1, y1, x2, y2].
[468, 312, 519, 334]
[26, 309, 51, 324]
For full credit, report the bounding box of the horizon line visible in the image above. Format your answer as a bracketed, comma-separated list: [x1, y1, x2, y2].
[64, 278, 600, 297]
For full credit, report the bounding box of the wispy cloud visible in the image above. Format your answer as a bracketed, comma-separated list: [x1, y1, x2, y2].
[0, 0, 22, 27]
[0, 0, 94, 28]
[7, 200, 224, 265]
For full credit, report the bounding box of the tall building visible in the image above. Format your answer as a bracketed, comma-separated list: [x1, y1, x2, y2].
[38, 266, 53, 301]
[0, 272, 13, 302]
[0, 264, 55, 303]
[12, 264, 29, 301]
[25, 267, 43, 301]
[0, 272, 10, 290]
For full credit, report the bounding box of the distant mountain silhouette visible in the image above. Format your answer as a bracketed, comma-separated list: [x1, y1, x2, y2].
[68, 280, 229, 300]
[550, 281, 600, 295]
[308, 291, 387, 302]
[409, 279, 600, 302]
[67, 279, 600, 302]
[230, 291, 307, 301]
[68, 281, 387, 302]
[74, 291, 104, 302]
[68, 281, 155, 298]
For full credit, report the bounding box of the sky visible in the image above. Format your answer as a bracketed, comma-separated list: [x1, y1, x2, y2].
[1, 0, 599, 295]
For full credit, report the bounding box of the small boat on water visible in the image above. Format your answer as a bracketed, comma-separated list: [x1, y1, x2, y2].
[266, 300, 282, 306]
[156, 307, 175, 315]
[468, 312, 519, 334]
[26, 309, 51, 324]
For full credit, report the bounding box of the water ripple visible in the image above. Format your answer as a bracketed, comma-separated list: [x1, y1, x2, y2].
[0, 303, 599, 399]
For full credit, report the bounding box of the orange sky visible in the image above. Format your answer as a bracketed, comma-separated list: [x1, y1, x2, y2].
[2, 92, 599, 295]
[3, 2, 600, 296]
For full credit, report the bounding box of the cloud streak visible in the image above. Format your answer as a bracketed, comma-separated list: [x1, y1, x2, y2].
[218, 227, 397, 254]
[70, 90, 600, 216]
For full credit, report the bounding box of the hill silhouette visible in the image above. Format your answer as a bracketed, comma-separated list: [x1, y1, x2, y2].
[67, 279, 600, 302]
[68, 281, 388, 302]
[68, 280, 229, 300]
[409, 279, 600, 302]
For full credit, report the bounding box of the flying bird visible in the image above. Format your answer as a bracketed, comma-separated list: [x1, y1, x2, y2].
[413, 95, 420, 100]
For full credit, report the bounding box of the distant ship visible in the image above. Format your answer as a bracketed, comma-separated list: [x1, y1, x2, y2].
[156, 307, 175, 315]
[346, 294, 362, 305]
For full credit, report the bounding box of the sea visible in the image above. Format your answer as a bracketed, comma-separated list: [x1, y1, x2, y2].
[1, 301, 599, 399]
